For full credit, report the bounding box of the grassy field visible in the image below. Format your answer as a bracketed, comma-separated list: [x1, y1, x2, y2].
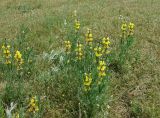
[0, 0, 160, 118]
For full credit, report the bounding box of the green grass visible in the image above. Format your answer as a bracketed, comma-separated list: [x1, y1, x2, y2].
[0, 0, 160, 118]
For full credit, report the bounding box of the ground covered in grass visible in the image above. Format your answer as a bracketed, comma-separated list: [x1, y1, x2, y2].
[0, 0, 160, 118]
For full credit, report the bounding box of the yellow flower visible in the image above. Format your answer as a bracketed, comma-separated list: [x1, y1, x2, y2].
[85, 29, 93, 47]
[14, 50, 23, 70]
[128, 22, 135, 36]
[2, 44, 12, 65]
[98, 71, 106, 77]
[64, 40, 71, 54]
[28, 96, 39, 113]
[30, 98, 35, 104]
[75, 42, 83, 60]
[97, 60, 107, 84]
[94, 47, 104, 57]
[128, 22, 135, 30]
[84, 73, 92, 91]
[14, 51, 22, 60]
[121, 23, 127, 31]
[75, 19, 80, 31]
[102, 37, 111, 54]
[102, 37, 110, 48]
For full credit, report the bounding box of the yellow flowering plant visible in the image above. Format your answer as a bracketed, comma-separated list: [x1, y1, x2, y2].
[62, 14, 112, 117]
[94, 46, 104, 58]
[75, 42, 84, 60]
[2, 44, 12, 65]
[75, 19, 80, 32]
[85, 29, 93, 48]
[102, 37, 111, 54]
[64, 40, 72, 54]
[97, 60, 107, 84]
[83, 73, 92, 91]
[14, 50, 24, 71]
[118, 21, 136, 67]
[28, 96, 39, 113]
[128, 22, 135, 36]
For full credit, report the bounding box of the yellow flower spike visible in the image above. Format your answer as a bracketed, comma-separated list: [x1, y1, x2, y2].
[28, 96, 39, 113]
[102, 36, 111, 55]
[14, 50, 23, 70]
[75, 19, 80, 31]
[2, 44, 12, 65]
[88, 33, 93, 39]
[102, 37, 110, 47]
[94, 47, 104, 57]
[121, 23, 127, 31]
[31, 103, 36, 107]
[75, 42, 84, 60]
[14, 51, 22, 60]
[99, 61, 106, 66]
[85, 29, 93, 47]
[100, 65, 106, 71]
[98, 72, 106, 77]
[97, 60, 107, 84]
[30, 98, 35, 104]
[128, 22, 135, 30]
[128, 22, 135, 36]
[64, 40, 71, 54]
[84, 73, 92, 91]
[121, 22, 128, 39]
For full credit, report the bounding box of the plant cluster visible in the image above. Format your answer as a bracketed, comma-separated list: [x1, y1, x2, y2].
[0, 10, 136, 118]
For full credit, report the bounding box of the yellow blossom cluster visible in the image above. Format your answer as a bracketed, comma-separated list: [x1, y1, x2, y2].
[128, 22, 135, 36]
[102, 37, 111, 54]
[63, 14, 113, 91]
[75, 42, 83, 60]
[85, 29, 93, 48]
[121, 22, 127, 38]
[83, 73, 92, 91]
[121, 23, 127, 32]
[97, 61, 107, 84]
[94, 46, 104, 57]
[75, 19, 80, 31]
[94, 37, 110, 57]
[14, 50, 23, 70]
[64, 40, 72, 54]
[28, 96, 39, 113]
[2, 44, 11, 64]
[121, 22, 135, 37]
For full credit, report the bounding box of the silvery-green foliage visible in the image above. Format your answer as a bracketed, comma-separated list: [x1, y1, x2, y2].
[5, 102, 17, 118]
[41, 49, 65, 73]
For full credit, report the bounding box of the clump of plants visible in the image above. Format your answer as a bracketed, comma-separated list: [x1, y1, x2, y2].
[0, 10, 136, 118]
